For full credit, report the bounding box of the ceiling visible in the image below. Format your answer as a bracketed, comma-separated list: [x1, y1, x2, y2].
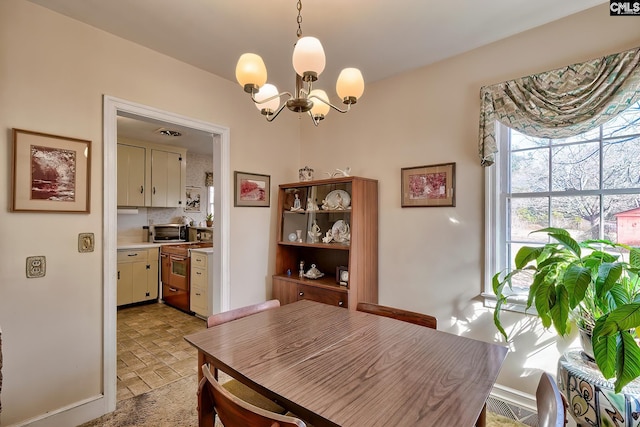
[27, 0, 607, 153]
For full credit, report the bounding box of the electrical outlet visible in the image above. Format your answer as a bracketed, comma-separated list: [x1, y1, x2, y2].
[26, 256, 46, 278]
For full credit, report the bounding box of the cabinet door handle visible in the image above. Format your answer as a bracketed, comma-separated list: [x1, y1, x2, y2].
[338, 301, 344, 306]
[140, 185, 144, 194]
[128, 253, 138, 257]
[195, 292, 201, 296]
[196, 272, 202, 276]
[169, 287, 178, 292]
[153, 187, 156, 195]
[299, 292, 304, 296]
[117, 271, 120, 280]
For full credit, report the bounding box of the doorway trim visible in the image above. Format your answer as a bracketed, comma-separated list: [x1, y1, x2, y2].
[103, 95, 230, 411]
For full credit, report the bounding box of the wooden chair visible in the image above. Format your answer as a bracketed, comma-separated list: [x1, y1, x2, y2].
[199, 363, 306, 427]
[205, 300, 286, 415]
[356, 302, 437, 329]
[536, 372, 568, 427]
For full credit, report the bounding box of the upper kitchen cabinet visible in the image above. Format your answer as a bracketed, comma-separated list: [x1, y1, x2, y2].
[150, 148, 183, 208]
[117, 138, 187, 208]
[117, 143, 146, 207]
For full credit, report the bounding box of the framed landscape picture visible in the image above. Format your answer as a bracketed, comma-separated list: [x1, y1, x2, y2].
[12, 128, 91, 213]
[234, 171, 270, 207]
[401, 162, 455, 207]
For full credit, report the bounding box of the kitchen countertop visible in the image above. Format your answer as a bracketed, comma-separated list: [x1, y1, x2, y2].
[190, 247, 213, 254]
[117, 241, 208, 250]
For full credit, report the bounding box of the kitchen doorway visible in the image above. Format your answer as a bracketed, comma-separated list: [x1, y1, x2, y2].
[103, 96, 230, 412]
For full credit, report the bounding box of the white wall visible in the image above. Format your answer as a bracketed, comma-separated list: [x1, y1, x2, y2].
[0, 0, 299, 425]
[300, 3, 640, 400]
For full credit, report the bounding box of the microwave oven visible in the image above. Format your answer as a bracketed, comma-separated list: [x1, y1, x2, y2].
[149, 224, 187, 242]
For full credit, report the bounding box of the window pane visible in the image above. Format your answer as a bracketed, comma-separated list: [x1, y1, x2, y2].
[552, 127, 600, 144]
[511, 130, 548, 150]
[509, 197, 549, 243]
[602, 102, 640, 139]
[550, 196, 600, 240]
[604, 194, 640, 243]
[511, 148, 549, 193]
[551, 142, 599, 191]
[603, 136, 640, 189]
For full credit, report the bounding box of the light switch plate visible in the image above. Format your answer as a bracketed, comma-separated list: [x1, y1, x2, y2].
[78, 232, 95, 253]
[26, 256, 46, 278]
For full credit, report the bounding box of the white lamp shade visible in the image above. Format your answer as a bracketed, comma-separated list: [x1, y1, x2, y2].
[236, 53, 267, 88]
[309, 89, 330, 116]
[336, 68, 364, 100]
[254, 83, 280, 112]
[292, 37, 326, 77]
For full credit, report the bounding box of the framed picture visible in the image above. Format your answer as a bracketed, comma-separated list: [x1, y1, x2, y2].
[12, 128, 91, 213]
[336, 266, 349, 286]
[185, 186, 202, 212]
[234, 171, 270, 207]
[401, 162, 455, 207]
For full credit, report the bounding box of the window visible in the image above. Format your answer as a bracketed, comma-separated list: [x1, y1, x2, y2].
[208, 186, 215, 217]
[485, 101, 640, 310]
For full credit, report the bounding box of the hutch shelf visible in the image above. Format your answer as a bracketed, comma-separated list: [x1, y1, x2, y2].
[272, 176, 378, 309]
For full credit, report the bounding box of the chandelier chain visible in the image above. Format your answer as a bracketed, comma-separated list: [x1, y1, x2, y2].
[296, 0, 303, 38]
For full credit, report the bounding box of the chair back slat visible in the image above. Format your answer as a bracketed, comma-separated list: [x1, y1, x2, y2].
[357, 302, 437, 329]
[536, 372, 567, 427]
[201, 364, 306, 427]
[207, 300, 280, 328]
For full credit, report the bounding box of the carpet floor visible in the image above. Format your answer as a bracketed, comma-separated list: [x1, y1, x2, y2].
[79, 374, 526, 427]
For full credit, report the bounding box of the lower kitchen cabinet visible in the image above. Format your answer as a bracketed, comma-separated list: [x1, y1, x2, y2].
[190, 248, 213, 318]
[117, 248, 159, 306]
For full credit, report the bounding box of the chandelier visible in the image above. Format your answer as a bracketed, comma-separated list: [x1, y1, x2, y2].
[235, 0, 364, 126]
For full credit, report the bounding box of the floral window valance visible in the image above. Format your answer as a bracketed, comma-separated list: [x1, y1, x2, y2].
[479, 46, 640, 166]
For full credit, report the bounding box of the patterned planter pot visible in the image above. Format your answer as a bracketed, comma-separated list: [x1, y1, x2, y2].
[557, 350, 640, 426]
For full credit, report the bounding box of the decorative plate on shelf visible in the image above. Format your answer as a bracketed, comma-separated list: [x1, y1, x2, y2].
[331, 220, 351, 243]
[324, 189, 351, 210]
[288, 232, 298, 242]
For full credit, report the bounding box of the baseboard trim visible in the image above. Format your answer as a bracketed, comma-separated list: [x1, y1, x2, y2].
[491, 383, 537, 411]
[6, 394, 107, 427]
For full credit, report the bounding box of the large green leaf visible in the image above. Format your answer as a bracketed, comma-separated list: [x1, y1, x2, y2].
[535, 280, 555, 329]
[630, 247, 640, 268]
[493, 297, 508, 340]
[514, 246, 545, 269]
[593, 315, 617, 379]
[615, 331, 640, 393]
[606, 303, 640, 332]
[550, 285, 570, 336]
[549, 233, 581, 258]
[563, 265, 592, 308]
[596, 263, 623, 298]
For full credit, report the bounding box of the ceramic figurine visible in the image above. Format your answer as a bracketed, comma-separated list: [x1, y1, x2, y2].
[290, 193, 303, 211]
[308, 220, 322, 243]
[306, 198, 319, 211]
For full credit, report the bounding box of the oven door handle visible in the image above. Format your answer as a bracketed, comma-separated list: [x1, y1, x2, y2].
[170, 255, 188, 261]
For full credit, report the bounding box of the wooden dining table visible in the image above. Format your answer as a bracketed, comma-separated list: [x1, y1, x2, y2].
[184, 300, 508, 427]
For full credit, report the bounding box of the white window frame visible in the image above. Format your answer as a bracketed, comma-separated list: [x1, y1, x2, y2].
[484, 111, 640, 312]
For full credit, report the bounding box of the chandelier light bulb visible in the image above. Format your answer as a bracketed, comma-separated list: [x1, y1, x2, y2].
[235, 53, 267, 92]
[292, 37, 326, 79]
[254, 83, 280, 114]
[336, 68, 365, 103]
[309, 89, 330, 118]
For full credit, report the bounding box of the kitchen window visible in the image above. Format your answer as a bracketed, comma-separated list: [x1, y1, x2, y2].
[484, 101, 640, 311]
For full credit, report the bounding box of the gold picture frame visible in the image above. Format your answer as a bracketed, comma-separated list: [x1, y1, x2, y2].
[12, 128, 91, 213]
[401, 162, 455, 207]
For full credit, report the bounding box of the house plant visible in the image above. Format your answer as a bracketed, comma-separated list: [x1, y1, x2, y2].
[493, 227, 640, 393]
[205, 213, 213, 227]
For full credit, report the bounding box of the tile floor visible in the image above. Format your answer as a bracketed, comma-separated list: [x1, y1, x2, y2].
[117, 302, 206, 401]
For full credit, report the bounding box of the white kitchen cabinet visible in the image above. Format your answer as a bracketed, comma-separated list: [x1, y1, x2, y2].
[190, 248, 216, 318]
[117, 143, 146, 207]
[116, 138, 186, 208]
[150, 149, 183, 208]
[117, 248, 159, 306]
